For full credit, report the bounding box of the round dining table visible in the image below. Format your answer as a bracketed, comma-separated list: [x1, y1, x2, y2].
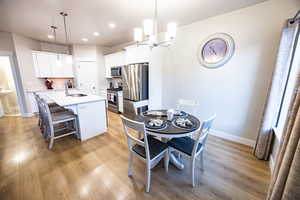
[124, 110, 201, 169]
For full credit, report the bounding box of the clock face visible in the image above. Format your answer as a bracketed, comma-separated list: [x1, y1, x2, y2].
[197, 33, 235, 69]
[202, 38, 227, 64]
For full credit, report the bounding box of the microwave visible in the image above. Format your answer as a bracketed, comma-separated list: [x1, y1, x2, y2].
[111, 67, 122, 77]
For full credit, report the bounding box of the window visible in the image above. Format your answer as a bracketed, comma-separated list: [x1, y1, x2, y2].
[275, 35, 300, 140]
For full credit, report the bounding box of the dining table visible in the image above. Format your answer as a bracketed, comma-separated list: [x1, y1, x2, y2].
[124, 109, 201, 170]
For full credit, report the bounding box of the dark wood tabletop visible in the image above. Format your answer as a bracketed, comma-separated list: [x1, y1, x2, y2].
[123, 110, 201, 136]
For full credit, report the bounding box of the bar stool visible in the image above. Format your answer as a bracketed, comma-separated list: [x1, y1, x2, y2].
[39, 98, 79, 149]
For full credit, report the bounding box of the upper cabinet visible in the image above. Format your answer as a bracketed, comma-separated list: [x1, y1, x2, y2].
[104, 51, 125, 78]
[32, 51, 74, 78]
[125, 45, 150, 65]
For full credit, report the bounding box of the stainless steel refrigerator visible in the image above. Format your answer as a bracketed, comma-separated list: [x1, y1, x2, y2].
[122, 63, 149, 115]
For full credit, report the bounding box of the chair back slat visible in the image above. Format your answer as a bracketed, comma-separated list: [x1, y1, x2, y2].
[192, 114, 216, 156]
[121, 115, 150, 160]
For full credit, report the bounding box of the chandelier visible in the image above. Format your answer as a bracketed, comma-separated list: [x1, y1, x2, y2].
[133, 0, 177, 48]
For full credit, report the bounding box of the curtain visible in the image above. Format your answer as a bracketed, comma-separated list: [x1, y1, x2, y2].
[253, 20, 300, 160]
[267, 71, 300, 200]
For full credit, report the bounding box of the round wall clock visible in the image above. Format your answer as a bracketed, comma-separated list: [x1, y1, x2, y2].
[197, 33, 235, 69]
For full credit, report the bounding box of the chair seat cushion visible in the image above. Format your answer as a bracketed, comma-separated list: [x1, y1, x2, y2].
[52, 111, 76, 123]
[132, 136, 168, 160]
[49, 106, 68, 113]
[167, 137, 202, 156]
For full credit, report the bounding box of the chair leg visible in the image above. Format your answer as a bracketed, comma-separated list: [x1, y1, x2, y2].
[164, 150, 169, 173]
[191, 158, 196, 187]
[128, 152, 133, 177]
[146, 162, 151, 193]
[49, 136, 54, 149]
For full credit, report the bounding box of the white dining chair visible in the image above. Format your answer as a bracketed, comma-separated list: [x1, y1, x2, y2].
[166, 114, 216, 187]
[176, 99, 199, 116]
[121, 115, 169, 192]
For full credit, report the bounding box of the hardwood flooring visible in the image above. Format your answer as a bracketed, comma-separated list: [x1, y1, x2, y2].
[0, 111, 270, 200]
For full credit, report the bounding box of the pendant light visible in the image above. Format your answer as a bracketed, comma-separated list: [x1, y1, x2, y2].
[60, 11, 73, 64]
[133, 0, 177, 48]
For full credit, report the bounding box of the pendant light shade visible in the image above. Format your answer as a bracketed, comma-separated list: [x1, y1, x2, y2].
[143, 19, 154, 36]
[133, 0, 176, 48]
[167, 22, 177, 39]
[134, 28, 143, 42]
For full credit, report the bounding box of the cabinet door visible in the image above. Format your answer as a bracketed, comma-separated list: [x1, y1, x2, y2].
[49, 53, 61, 77]
[61, 54, 74, 77]
[104, 55, 112, 78]
[125, 46, 150, 64]
[36, 52, 53, 77]
[32, 52, 41, 77]
[77, 101, 107, 141]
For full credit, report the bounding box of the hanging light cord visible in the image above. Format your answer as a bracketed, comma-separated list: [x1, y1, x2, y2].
[291, 10, 300, 24]
[60, 12, 69, 44]
[154, 0, 158, 36]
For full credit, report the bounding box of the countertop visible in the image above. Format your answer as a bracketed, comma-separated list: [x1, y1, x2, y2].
[46, 92, 106, 107]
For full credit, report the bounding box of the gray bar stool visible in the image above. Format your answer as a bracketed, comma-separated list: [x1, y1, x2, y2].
[39, 98, 80, 149]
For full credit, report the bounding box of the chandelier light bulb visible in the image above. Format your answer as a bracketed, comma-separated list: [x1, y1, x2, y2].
[134, 28, 143, 42]
[167, 22, 177, 39]
[143, 19, 154, 37]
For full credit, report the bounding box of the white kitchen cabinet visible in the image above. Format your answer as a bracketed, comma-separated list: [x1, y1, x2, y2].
[32, 51, 74, 78]
[118, 91, 123, 113]
[125, 45, 150, 64]
[36, 51, 53, 78]
[76, 101, 107, 141]
[104, 51, 125, 78]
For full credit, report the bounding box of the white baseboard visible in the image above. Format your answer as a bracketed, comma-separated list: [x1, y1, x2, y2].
[22, 113, 34, 117]
[210, 129, 256, 147]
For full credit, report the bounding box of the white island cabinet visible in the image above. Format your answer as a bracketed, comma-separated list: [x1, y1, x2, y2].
[46, 92, 107, 141]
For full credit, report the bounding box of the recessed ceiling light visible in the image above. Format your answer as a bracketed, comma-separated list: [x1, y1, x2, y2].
[108, 23, 116, 28]
[82, 38, 88, 42]
[47, 34, 54, 39]
[93, 32, 100, 36]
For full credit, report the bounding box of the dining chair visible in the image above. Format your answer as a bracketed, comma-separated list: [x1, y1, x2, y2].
[176, 99, 199, 116]
[132, 100, 149, 115]
[166, 114, 216, 187]
[40, 98, 79, 149]
[121, 115, 169, 192]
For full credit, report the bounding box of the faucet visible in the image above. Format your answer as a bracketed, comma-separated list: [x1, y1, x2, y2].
[65, 81, 70, 96]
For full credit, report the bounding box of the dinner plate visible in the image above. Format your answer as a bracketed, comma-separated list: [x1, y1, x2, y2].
[172, 118, 197, 130]
[145, 119, 167, 130]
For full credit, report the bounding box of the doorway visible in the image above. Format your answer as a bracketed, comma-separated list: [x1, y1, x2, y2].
[0, 56, 20, 117]
[76, 60, 99, 95]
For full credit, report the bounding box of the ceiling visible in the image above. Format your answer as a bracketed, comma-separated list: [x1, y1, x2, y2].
[0, 0, 268, 47]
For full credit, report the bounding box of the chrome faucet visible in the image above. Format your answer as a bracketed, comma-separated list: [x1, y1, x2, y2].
[65, 81, 70, 96]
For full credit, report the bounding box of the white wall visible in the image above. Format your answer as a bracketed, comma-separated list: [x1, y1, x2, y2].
[162, 0, 300, 142]
[0, 31, 15, 51]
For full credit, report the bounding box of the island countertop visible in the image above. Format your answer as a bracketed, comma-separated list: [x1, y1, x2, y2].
[46, 92, 106, 107]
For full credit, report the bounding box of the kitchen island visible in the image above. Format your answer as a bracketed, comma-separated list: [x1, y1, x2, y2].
[46, 92, 107, 141]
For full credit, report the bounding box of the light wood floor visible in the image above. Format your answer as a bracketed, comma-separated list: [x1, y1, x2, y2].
[0, 111, 270, 200]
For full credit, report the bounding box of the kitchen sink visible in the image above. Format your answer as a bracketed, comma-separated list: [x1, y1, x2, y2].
[68, 93, 87, 97]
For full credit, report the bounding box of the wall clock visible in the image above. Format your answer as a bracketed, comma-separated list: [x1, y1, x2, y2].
[197, 33, 235, 69]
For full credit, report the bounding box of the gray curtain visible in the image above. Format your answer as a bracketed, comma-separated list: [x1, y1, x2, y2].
[253, 20, 300, 160]
[267, 71, 300, 200]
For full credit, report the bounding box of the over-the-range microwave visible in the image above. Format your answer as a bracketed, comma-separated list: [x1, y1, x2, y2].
[111, 67, 122, 77]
